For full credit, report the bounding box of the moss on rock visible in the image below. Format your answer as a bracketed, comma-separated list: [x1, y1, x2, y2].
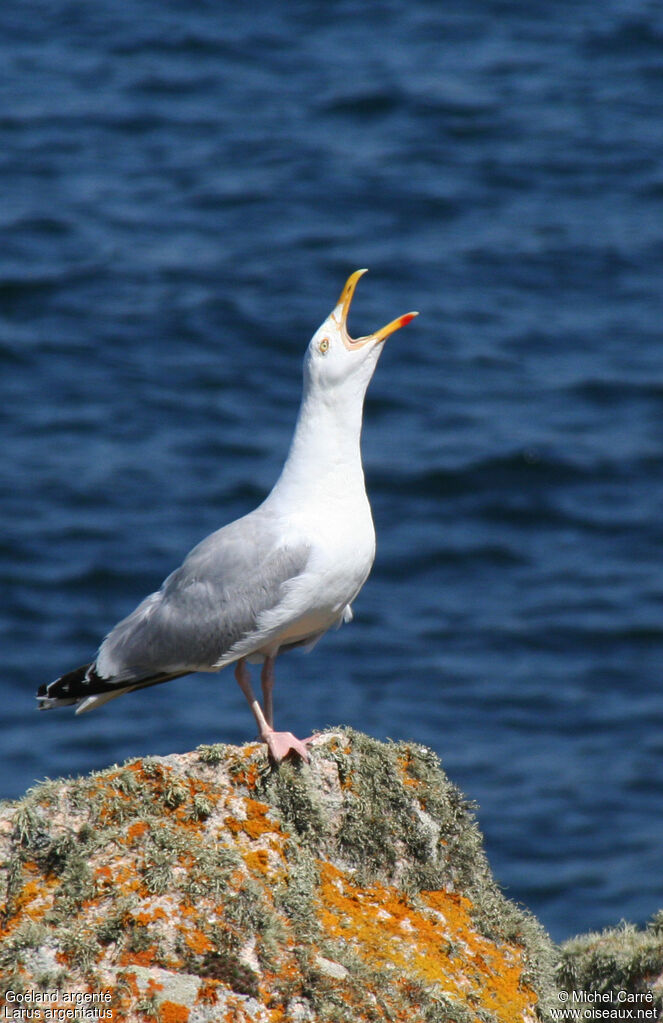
[1, 729, 555, 1021]
[557, 917, 663, 1010]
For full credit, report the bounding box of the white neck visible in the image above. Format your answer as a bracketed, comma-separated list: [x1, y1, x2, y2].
[267, 377, 369, 510]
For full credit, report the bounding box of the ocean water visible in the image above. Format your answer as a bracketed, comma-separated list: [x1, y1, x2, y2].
[2, 0, 663, 945]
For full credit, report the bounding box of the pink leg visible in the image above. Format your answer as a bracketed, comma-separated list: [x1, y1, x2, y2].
[261, 656, 276, 728]
[234, 658, 311, 763]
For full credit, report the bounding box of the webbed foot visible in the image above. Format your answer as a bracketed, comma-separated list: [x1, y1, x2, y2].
[263, 730, 313, 763]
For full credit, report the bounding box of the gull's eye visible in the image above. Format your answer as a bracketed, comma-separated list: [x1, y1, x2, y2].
[318, 338, 330, 354]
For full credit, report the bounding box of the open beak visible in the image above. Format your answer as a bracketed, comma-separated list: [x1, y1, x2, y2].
[334, 269, 418, 350]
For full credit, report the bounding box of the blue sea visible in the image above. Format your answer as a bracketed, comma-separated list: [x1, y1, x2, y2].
[2, 0, 663, 945]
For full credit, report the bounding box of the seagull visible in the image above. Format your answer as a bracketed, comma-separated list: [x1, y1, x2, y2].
[37, 270, 418, 762]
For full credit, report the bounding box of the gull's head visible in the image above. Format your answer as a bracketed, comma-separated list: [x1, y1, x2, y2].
[304, 269, 418, 398]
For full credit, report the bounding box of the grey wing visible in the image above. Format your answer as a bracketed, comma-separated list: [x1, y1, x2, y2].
[94, 508, 311, 684]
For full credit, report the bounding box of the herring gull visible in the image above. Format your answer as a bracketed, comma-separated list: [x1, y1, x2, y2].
[37, 270, 418, 761]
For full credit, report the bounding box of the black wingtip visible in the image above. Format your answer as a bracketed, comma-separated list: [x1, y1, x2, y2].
[37, 662, 192, 711]
[37, 662, 95, 709]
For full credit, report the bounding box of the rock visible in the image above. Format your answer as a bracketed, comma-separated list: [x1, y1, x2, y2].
[0, 728, 555, 1021]
[557, 917, 663, 1010]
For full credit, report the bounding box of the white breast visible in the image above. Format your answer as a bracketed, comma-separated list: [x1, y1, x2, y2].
[252, 488, 376, 654]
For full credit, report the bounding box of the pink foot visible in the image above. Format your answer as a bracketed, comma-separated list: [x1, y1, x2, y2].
[263, 730, 313, 763]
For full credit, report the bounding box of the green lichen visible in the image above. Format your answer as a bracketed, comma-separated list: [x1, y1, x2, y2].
[224, 874, 282, 947]
[13, 803, 43, 848]
[0, 920, 49, 998]
[272, 842, 319, 939]
[95, 896, 136, 946]
[196, 947, 260, 997]
[141, 855, 174, 896]
[59, 923, 102, 976]
[182, 843, 240, 901]
[189, 792, 213, 820]
[196, 742, 227, 765]
[2, 851, 26, 925]
[557, 918, 663, 1008]
[134, 991, 160, 1019]
[261, 757, 327, 840]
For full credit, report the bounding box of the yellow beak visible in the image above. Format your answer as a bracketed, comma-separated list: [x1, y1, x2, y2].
[335, 269, 418, 349]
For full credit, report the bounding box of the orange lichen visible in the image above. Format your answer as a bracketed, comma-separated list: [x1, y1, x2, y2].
[133, 907, 168, 925]
[0, 866, 60, 939]
[121, 971, 141, 999]
[127, 820, 149, 843]
[159, 1001, 190, 1023]
[226, 797, 283, 840]
[243, 848, 271, 874]
[326, 736, 351, 756]
[119, 945, 159, 967]
[98, 861, 142, 895]
[196, 979, 221, 1005]
[7, 878, 43, 916]
[421, 889, 536, 1019]
[182, 928, 214, 955]
[178, 902, 201, 920]
[396, 751, 420, 788]
[316, 860, 536, 1020]
[228, 756, 261, 790]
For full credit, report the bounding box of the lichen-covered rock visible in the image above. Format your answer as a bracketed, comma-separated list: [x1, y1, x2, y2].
[557, 916, 663, 1011]
[0, 729, 554, 1021]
